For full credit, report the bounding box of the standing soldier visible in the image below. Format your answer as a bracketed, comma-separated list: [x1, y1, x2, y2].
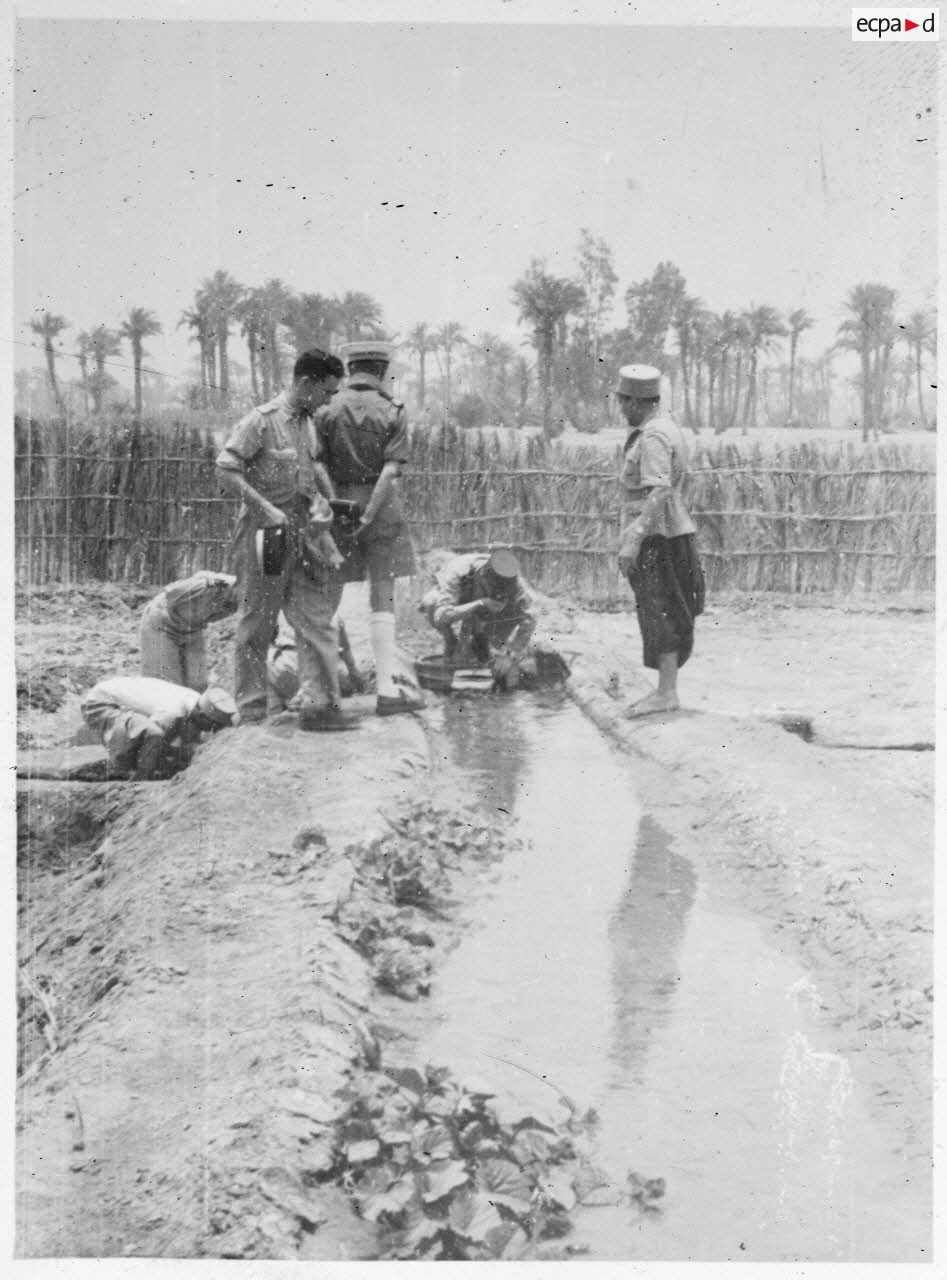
[314, 340, 424, 716]
[139, 571, 237, 691]
[615, 364, 705, 717]
[215, 348, 357, 731]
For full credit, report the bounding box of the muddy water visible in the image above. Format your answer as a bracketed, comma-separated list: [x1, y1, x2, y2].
[419, 694, 925, 1262]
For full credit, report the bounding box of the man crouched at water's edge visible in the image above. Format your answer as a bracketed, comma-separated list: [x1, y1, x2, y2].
[418, 546, 576, 692]
[81, 676, 235, 780]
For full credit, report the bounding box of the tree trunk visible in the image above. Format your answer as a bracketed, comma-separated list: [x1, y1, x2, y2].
[860, 348, 871, 442]
[132, 337, 143, 415]
[540, 327, 553, 436]
[217, 322, 230, 405]
[914, 342, 928, 429]
[787, 334, 798, 424]
[248, 333, 260, 401]
[418, 352, 427, 411]
[44, 343, 64, 415]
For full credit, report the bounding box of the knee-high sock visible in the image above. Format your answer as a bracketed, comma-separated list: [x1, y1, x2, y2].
[370, 611, 398, 697]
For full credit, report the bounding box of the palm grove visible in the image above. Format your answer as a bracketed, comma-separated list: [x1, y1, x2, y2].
[25, 231, 935, 440]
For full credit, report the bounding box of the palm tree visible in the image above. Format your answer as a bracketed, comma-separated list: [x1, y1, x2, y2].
[29, 311, 69, 414]
[741, 305, 787, 432]
[87, 324, 122, 413]
[284, 291, 339, 356]
[76, 330, 93, 415]
[405, 322, 436, 411]
[512, 259, 586, 436]
[178, 298, 215, 406]
[119, 307, 162, 415]
[338, 291, 385, 342]
[836, 284, 897, 441]
[902, 309, 934, 430]
[434, 322, 468, 414]
[786, 308, 816, 425]
[198, 270, 243, 405]
[255, 278, 295, 395]
[672, 295, 703, 430]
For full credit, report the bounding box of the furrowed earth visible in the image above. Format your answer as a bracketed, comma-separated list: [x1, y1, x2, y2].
[14, 573, 934, 1260]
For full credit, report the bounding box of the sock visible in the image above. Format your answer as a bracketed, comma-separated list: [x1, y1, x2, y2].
[370, 611, 398, 697]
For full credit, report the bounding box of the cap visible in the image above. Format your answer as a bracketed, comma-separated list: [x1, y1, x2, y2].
[196, 686, 237, 726]
[341, 340, 394, 365]
[486, 547, 520, 580]
[614, 364, 662, 398]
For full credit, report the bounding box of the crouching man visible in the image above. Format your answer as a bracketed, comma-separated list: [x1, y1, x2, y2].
[420, 548, 537, 667]
[266, 613, 365, 714]
[80, 676, 236, 780]
[140, 570, 238, 691]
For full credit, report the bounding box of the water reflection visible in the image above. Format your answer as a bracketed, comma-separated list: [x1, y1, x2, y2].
[607, 818, 698, 1088]
[435, 693, 549, 814]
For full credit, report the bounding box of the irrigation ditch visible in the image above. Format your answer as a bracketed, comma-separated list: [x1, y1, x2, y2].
[16, 654, 932, 1261]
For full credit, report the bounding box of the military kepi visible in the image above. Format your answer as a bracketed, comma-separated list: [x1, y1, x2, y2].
[342, 340, 394, 365]
[614, 364, 661, 398]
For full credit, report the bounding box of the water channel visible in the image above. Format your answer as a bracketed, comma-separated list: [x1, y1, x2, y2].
[412, 692, 924, 1262]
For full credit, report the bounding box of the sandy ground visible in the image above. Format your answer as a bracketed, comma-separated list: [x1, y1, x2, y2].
[14, 576, 934, 1259]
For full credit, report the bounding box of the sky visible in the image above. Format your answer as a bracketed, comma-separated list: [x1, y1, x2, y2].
[10, 8, 940, 394]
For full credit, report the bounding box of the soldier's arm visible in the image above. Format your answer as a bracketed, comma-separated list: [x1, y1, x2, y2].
[361, 402, 408, 526]
[215, 410, 286, 527]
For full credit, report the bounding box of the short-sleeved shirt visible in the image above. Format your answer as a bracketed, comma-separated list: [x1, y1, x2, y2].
[216, 392, 317, 511]
[427, 553, 536, 631]
[314, 374, 408, 488]
[143, 572, 237, 638]
[81, 676, 200, 736]
[620, 412, 696, 538]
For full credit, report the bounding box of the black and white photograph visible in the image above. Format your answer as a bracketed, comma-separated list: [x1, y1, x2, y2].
[8, 0, 938, 1266]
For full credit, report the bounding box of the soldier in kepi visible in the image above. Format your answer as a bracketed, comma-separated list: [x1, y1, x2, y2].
[313, 340, 425, 716]
[614, 363, 705, 717]
[215, 348, 358, 732]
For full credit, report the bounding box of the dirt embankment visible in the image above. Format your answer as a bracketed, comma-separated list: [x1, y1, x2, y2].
[15, 582, 934, 1258]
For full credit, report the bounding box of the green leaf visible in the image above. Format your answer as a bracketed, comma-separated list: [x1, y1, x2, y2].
[448, 1188, 504, 1242]
[400, 1210, 444, 1256]
[361, 1176, 417, 1223]
[412, 1123, 455, 1163]
[500, 1225, 531, 1260]
[540, 1169, 576, 1211]
[476, 1157, 534, 1215]
[385, 1065, 426, 1095]
[346, 1139, 380, 1164]
[489, 1096, 559, 1134]
[379, 1129, 412, 1146]
[422, 1159, 470, 1203]
[511, 1127, 552, 1165]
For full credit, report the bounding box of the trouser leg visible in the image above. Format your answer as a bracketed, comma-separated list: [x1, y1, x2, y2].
[182, 633, 208, 692]
[95, 707, 161, 774]
[284, 567, 344, 710]
[233, 515, 289, 715]
[139, 619, 185, 684]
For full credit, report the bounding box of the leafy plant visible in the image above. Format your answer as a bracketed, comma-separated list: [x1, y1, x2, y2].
[328, 1059, 612, 1260]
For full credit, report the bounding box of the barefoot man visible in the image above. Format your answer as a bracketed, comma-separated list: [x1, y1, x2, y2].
[615, 364, 705, 717]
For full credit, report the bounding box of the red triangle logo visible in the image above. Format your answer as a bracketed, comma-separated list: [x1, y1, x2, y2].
[905, 18, 919, 30]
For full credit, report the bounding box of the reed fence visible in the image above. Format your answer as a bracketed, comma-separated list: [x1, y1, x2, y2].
[13, 416, 936, 601]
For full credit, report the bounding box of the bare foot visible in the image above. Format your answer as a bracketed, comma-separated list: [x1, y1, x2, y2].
[625, 691, 680, 719]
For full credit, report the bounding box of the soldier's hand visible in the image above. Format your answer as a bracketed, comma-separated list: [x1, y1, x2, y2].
[481, 596, 507, 615]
